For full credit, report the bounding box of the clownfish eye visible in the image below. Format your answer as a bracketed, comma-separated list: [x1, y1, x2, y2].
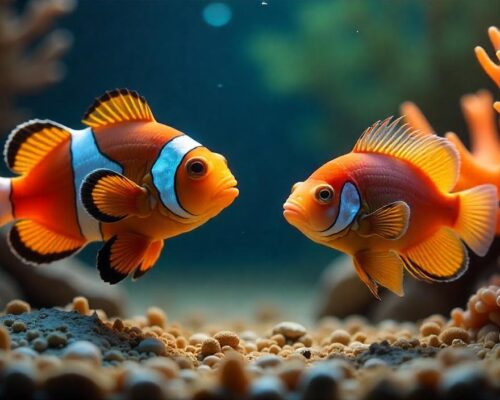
[186, 158, 207, 178]
[315, 185, 334, 204]
[291, 182, 303, 193]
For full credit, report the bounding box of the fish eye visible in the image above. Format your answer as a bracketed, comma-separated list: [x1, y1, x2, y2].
[291, 182, 303, 193]
[186, 158, 208, 179]
[315, 185, 334, 204]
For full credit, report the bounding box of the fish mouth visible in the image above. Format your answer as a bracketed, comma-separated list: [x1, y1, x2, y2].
[213, 177, 239, 205]
[283, 200, 307, 224]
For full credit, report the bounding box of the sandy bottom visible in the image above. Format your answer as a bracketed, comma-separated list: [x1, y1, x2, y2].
[0, 285, 499, 400]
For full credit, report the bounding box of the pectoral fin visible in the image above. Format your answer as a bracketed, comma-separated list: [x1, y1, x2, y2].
[353, 250, 405, 298]
[81, 169, 150, 223]
[357, 201, 410, 240]
[97, 233, 164, 284]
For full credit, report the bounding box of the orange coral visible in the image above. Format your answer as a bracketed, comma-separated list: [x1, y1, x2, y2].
[474, 26, 500, 114]
[450, 283, 500, 330]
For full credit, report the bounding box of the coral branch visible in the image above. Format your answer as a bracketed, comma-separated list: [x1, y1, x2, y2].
[0, 0, 75, 130]
[400, 101, 434, 136]
[460, 90, 500, 163]
[475, 26, 500, 113]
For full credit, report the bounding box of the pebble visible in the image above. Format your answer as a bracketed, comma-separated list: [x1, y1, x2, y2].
[5, 300, 31, 315]
[0, 326, 10, 350]
[330, 329, 351, 345]
[12, 347, 38, 358]
[255, 354, 282, 369]
[144, 357, 179, 379]
[146, 307, 167, 328]
[419, 321, 441, 337]
[201, 338, 221, 357]
[104, 349, 125, 362]
[189, 333, 210, 346]
[220, 355, 249, 395]
[47, 332, 67, 348]
[299, 364, 341, 400]
[363, 358, 388, 369]
[125, 369, 165, 400]
[137, 338, 166, 356]
[63, 341, 102, 366]
[11, 320, 27, 333]
[32, 338, 48, 352]
[214, 330, 240, 348]
[72, 296, 90, 315]
[2, 363, 36, 399]
[439, 327, 470, 345]
[272, 321, 307, 340]
[249, 376, 286, 400]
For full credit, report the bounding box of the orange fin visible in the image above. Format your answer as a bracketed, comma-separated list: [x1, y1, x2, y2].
[8, 220, 84, 265]
[358, 201, 410, 240]
[455, 184, 497, 256]
[82, 89, 155, 128]
[401, 227, 469, 283]
[81, 169, 150, 223]
[97, 233, 163, 284]
[4, 120, 71, 175]
[354, 251, 405, 297]
[353, 117, 459, 192]
[399, 102, 434, 136]
[352, 254, 379, 300]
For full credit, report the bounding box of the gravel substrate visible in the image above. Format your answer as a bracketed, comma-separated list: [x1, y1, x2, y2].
[0, 286, 499, 400]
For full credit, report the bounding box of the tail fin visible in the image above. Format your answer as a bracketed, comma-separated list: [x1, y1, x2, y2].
[0, 177, 13, 226]
[455, 184, 497, 256]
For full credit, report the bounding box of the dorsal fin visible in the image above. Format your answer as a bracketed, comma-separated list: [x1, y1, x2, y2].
[82, 89, 155, 128]
[353, 117, 459, 192]
[4, 119, 71, 175]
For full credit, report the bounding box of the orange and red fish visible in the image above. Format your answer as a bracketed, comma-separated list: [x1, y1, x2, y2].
[283, 118, 497, 298]
[0, 89, 239, 284]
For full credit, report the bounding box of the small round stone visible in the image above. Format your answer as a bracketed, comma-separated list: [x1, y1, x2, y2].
[63, 341, 102, 366]
[330, 329, 351, 345]
[11, 320, 27, 333]
[5, 300, 31, 315]
[420, 322, 441, 337]
[189, 333, 210, 346]
[439, 327, 470, 345]
[272, 322, 307, 340]
[104, 349, 125, 362]
[255, 354, 282, 369]
[137, 338, 166, 356]
[32, 338, 48, 352]
[47, 332, 67, 348]
[201, 338, 221, 357]
[146, 307, 167, 328]
[214, 330, 240, 348]
[0, 326, 10, 351]
[72, 297, 90, 315]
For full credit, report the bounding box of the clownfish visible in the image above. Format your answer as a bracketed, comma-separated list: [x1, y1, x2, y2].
[283, 117, 497, 298]
[0, 89, 239, 284]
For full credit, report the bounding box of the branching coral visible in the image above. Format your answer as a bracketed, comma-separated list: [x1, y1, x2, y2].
[475, 26, 500, 113]
[0, 0, 76, 131]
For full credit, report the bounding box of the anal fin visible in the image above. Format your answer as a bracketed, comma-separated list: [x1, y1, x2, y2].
[97, 233, 163, 284]
[401, 227, 469, 283]
[353, 250, 405, 298]
[8, 220, 85, 265]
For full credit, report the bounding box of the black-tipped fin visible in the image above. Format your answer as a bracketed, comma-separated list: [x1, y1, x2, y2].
[82, 89, 155, 128]
[8, 220, 84, 265]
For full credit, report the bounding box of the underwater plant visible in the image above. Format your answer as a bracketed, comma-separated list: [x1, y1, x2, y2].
[0, 89, 239, 284]
[0, 0, 75, 131]
[283, 117, 497, 298]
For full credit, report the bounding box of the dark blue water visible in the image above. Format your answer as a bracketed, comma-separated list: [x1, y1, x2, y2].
[16, 0, 499, 283]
